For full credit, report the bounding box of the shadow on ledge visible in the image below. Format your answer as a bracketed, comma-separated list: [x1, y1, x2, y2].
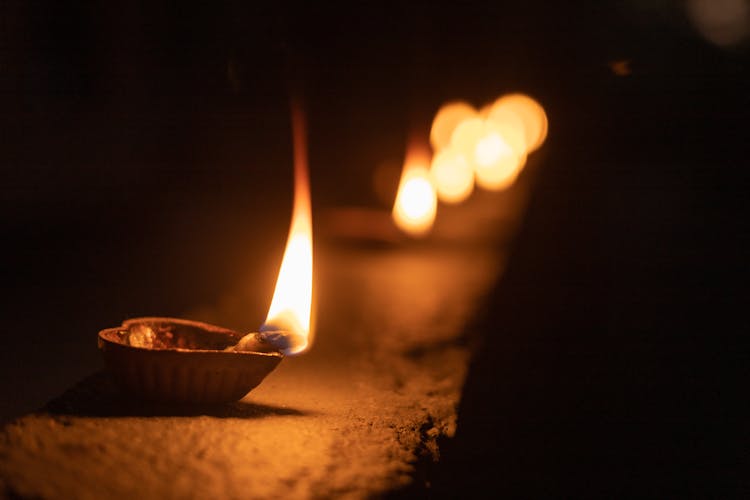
[427, 38, 749, 498]
[41, 371, 308, 419]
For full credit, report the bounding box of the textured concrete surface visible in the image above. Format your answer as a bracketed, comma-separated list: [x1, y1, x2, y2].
[0, 183, 531, 499]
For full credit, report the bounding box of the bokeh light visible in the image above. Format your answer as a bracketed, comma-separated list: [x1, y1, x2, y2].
[392, 92, 547, 238]
[451, 116, 527, 191]
[430, 101, 478, 151]
[430, 148, 474, 204]
[487, 93, 548, 153]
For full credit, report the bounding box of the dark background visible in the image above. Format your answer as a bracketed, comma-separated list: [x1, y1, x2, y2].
[2, 0, 749, 495]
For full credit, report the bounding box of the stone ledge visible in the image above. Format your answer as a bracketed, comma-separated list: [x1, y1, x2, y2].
[0, 242, 505, 499]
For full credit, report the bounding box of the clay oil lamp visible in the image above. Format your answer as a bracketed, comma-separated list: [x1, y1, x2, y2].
[98, 105, 313, 404]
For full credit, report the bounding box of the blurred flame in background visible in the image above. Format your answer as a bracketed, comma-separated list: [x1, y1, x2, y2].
[392, 144, 438, 237]
[264, 104, 314, 355]
[392, 92, 547, 237]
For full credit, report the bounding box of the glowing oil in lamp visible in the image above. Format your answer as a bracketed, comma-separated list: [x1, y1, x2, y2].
[97, 102, 314, 404]
[392, 143, 438, 237]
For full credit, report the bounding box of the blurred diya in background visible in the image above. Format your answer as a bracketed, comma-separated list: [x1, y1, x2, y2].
[325, 92, 547, 241]
[392, 92, 548, 237]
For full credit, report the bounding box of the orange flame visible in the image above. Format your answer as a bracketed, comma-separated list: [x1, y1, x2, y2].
[262, 102, 314, 355]
[392, 143, 437, 237]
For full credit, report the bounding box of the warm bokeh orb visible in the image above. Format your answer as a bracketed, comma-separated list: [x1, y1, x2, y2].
[392, 145, 437, 237]
[488, 93, 547, 152]
[451, 116, 526, 191]
[474, 131, 512, 168]
[450, 116, 485, 155]
[485, 104, 529, 153]
[474, 149, 526, 191]
[430, 101, 478, 152]
[430, 148, 474, 204]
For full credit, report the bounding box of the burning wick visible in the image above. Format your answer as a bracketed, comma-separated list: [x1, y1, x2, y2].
[228, 328, 303, 354]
